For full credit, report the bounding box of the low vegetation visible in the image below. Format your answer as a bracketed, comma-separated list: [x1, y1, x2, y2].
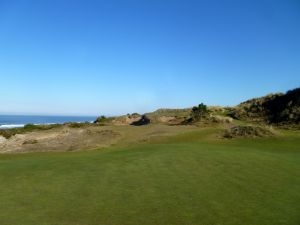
[0, 123, 63, 139]
[223, 125, 274, 138]
[94, 115, 108, 123]
[67, 122, 91, 128]
[228, 87, 300, 125]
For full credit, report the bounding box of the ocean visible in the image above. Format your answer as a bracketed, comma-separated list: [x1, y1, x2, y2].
[0, 115, 96, 129]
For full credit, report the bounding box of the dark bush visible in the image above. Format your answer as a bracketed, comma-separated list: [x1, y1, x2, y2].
[191, 103, 209, 121]
[94, 115, 107, 123]
[131, 115, 150, 126]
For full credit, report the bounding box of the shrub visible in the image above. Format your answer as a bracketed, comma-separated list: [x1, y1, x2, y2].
[131, 115, 151, 126]
[68, 122, 89, 128]
[24, 123, 36, 129]
[223, 125, 274, 138]
[191, 103, 209, 121]
[94, 115, 107, 123]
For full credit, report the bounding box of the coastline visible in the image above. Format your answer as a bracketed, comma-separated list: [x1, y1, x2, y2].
[0, 115, 96, 129]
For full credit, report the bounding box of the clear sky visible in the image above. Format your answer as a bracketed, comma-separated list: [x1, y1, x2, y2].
[0, 0, 299, 116]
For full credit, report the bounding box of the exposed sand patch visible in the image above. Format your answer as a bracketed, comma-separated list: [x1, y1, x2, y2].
[0, 126, 121, 153]
[112, 115, 141, 125]
[158, 116, 176, 123]
[0, 124, 198, 153]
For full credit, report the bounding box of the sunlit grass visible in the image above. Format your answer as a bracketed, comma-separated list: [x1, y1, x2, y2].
[0, 129, 299, 225]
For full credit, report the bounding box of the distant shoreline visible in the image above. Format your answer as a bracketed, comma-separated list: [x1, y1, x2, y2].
[0, 115, 96, 129]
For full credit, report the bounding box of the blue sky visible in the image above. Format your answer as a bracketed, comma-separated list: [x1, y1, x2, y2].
[0, 0, 299, 116]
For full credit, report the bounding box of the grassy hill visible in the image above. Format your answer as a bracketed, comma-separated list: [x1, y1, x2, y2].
[228, 88, 300, 126]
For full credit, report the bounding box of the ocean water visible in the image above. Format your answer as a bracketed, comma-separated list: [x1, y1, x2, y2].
[0, 115, 96, 129]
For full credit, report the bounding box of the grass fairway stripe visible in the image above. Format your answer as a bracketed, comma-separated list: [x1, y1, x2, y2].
[0, 130, 300, 225]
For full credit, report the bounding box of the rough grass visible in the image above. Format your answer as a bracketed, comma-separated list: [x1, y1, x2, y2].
[223, 125, 274, 138]
[146, 108, 191, 117]
[0, 129, 299, 225]
[0, 123, 63, 139]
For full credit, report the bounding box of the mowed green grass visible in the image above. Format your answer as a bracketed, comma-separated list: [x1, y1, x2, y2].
[0, 129, 299, 225]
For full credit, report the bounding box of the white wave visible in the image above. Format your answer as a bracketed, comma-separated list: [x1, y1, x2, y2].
[33, 123, 56, 126]
[0, 124, 25, 129]
[0, 121, 92, 130]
